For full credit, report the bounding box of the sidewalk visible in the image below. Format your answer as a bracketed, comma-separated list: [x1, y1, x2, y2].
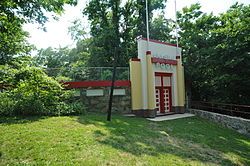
[147, 113, 195, 121]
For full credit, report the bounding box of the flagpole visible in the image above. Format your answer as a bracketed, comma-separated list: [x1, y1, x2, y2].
[145, 0, 150, 50]
[174, 0, 179, 51]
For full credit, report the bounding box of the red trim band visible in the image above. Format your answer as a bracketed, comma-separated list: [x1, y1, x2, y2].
[141, 37, 181, 48]
[151, 57, 177, 65]
[155, 72, 172, 77]
[130, 58, 141, 62]
[63, 80, 131, 89]
[146, 51, 151, 55]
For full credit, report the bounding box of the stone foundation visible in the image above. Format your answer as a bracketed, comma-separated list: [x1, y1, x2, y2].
[132, 109, 156, 118]
[77, 87, 131, 114]
[172, 106, 185, 114]
[189, 109, 250, 137]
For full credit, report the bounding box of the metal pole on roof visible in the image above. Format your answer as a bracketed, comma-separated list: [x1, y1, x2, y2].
[174, 0, 179, 50]
[145, 0, 150, 50]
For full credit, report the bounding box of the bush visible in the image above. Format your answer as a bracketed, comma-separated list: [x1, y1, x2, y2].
[0, 66, 85, 116]
[56, 100, 86, 116]
[101, 69, 112, 80]
[0, 92, 15, 116]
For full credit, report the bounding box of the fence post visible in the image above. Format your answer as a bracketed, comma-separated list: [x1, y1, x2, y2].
[100, 67, 102, 80]
[231, 105, 233, 116]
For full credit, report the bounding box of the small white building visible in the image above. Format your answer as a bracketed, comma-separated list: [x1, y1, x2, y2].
[130, 37, 185, 117]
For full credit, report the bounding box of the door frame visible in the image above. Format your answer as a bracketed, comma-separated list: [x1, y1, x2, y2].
[155, 72, 172, 113]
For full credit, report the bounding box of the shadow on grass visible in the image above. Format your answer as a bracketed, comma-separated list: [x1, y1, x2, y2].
[0, 116, 47, 125]
[78, 113, 250, 165]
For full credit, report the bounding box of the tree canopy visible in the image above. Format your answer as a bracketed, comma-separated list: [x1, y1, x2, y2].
[83, 0, 168, 67]
[177, 3, 250, 104]
[0, 0, 77, 64]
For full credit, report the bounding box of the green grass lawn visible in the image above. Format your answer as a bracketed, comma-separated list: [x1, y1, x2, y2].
[0, 114, 249, 166]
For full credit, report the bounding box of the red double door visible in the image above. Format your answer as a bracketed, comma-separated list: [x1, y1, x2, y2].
[155, 73, 172, 113]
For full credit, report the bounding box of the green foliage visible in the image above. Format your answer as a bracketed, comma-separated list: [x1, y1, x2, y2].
[57, 100, 86, 116]
[178, 3, 250, 104]
[101, 69, 113, 80]
[150, 15, 172, 42]
[0, 66, 61, 115]
[68, 19, 88, 41]
[33, 39, 91, 80]
[0, 56, 33, 86]
[34, 47, 71, 69]
[0, 65, 85, 116]
[0, 92, 15, 115]
[84, 0, 167, 67]
[0, 0, 77, 26]
[0, 0, 77, 65]
[135, 0, 167, 37]
[0, 14, 32, 64]
[33, 0, 169, 80]
[211, 3, 250, 104]
[116, 69, 129, 80]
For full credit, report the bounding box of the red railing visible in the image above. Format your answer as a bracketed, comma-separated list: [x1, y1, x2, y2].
[63, 80, 131, 89]
[191, 101, 250, 119]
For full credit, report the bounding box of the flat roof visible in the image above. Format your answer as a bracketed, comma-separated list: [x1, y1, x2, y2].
[139, 37, 181, 48]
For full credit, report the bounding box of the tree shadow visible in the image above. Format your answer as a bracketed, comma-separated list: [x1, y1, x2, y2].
[0, 116, 47, 125]
[78, 114, 250, 165]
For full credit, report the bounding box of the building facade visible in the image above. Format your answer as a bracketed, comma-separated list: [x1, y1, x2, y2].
[130, 37, 185, 117]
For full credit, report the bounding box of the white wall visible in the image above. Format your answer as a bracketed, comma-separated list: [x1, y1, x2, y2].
[137, 37, 182, 108]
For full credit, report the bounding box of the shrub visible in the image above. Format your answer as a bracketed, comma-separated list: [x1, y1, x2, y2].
[10, 67, 63, 115]
[0, 92, 15, 116]
[101, 69, 112, 80]
[117, 70, 129, 80]
[0, 66, 85, 116]
[56, 100, 86, 116]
